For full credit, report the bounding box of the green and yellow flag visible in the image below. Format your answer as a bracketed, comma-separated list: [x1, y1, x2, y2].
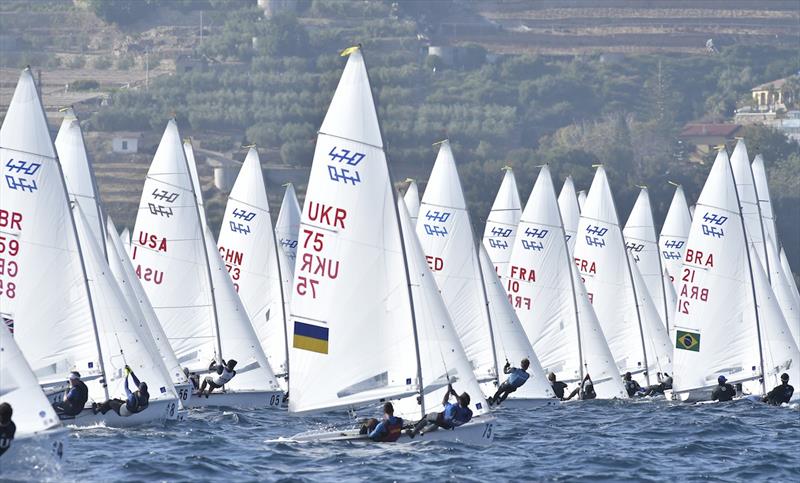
[675, 330, 700, 352]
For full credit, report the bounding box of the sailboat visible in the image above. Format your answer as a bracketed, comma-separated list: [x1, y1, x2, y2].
[1, 69, 179, 427]
[730, 140, 770, 275]
[659, 184, 692, 295]
[217, 148, 292, 392]
[55, 108, 192, 410]
[508, 166, 625, 399]
[481, 167, 521, 275]
[275, 182, 302, 275]
[416, 141, 553, 405]
[779, 248, 800, 341]
[557, 175, 581, 256]
[287, 48, 493, 444]
[671, 149, 800, 402]
[572, 166, 672, 387]
[131, 121, 283, 408]
[623, 188, 672, 331]
[0, 324, 65, 464]
[403, 178, 420, 226]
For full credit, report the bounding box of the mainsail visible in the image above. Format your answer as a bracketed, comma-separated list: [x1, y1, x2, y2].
[403, 179, 420, 226]
[659, 184, 692, 294]
[482, 167, 521, 275]
[557, 175, 580, 256]
[275, 182, 301, 275]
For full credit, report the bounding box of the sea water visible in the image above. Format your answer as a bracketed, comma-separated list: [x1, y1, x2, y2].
[6, 399, 799, 482]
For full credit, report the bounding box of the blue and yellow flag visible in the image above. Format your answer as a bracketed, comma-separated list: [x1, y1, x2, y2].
[293, 321, 329, 354]
[675, 330, 700, 352]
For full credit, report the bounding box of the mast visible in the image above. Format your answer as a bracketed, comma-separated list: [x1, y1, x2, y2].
[182, 136, 224, 361]
[727, 148, 767, 395]
[361, 47, 425, 417]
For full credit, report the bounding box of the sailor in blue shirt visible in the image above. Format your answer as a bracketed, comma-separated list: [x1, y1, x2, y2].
[488, 358, 531, 406]
[364, 402, 404, 442]
[407, 384, 473, 438]
[95, 366, 150, 417]
[52, 371, 89, 418]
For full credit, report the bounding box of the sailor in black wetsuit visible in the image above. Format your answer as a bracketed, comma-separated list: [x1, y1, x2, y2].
[623, 372, 643, 397]
[52, 371, 89, 418]
[0, 402, 15, 457]
[643, 372, 673, 396]
[763, 373, 794, 406]
[711, 375, 736, 402]
[564, 374, 597, 401]
[548, 372, 568, 400]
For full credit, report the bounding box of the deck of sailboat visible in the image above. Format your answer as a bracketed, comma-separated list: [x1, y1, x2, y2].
[186, 389, 284, 409]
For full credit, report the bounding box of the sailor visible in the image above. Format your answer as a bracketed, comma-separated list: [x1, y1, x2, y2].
[407, 384, 472, 438]
[361, 402, 403, 442]
[197, 359, 238, 397]
[548, 372, 569, 400]
[711, 375, 736, 402]
[487, 358, 531, 406]
[565, 373, 597, 400]
[95, 365, 150, 417]
[0, 402, 15, 457]
[623, 372, 643, 397]
[52, 371, 89, 418]
[642, 372, 673, 397]
[183, 367, 200, 390]
[763, 373, 794, 406]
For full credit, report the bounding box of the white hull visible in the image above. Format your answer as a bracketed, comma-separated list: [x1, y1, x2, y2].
[491, 397, 560, 409]
[286, 417, 495, 445]
[59, 398, 177, 427]
[174, 382, 193, 411]
[0, 428, 67, 475]
[187, 390, 284, 409]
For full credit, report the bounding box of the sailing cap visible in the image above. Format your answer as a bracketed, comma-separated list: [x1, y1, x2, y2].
[69, 371, 81, 381]
[781, 373, 789, 382]
[717, 375, 727, 383]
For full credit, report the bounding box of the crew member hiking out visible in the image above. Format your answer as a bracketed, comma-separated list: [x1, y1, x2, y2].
[623, 372, 643, 398]
[407, 383, 472, 438]
[52, 371, 89, 418]
[488, 358, 531, 406]
[197, 359, 238, 398]
[94, 365, 150, 417]
[359, 402, 404, 442]
[0, 403, 15, 457]
[549, 372, 568, 400]
[763, 373, 794, 406]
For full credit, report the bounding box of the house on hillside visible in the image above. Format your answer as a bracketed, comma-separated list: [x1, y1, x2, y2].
[751, 78, 792, 112]
[679, 123, 741, 163]
[112, 132, 141, 154]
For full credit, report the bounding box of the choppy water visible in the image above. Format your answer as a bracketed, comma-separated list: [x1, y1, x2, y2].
[5, 399, 799, 482]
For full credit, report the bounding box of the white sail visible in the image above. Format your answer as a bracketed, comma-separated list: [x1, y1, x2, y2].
[659, 185, 692, 293]
[577, 190, 587, 210]
[478, 244, 554, 400]
[74, 204, 177, 404]
[416, 141, 498, 384]
[217, 148, 289, 387]
[508, 166, 623, 398]
[288, 50, 420, 414]
[403, 179, 420, 226]
[751, 154, 778, 256]
[765, 235, 800, 348]
[105, 216, 188, 387]
[121, 227, 131, 254]
[623, 188, 671, 329]
[1, 69, 103, 394]
[730, 140, 769, 276]
[481, 168, 521, 275]
[572, 166, 671, 385]
[184, 140, 207, 229]
[394, 198, 490, 418]
[780, 249, 800, 330]
[557, 175, 580, 255]
[275, 182, 301, 275]
[54, 108, 106, 255]
[0, 325, 61, 437]
[131, 121, 219, 371]
[672, 150, 764, 398]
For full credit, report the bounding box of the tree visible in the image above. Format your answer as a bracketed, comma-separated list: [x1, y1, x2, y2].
[256, 13, 310, 58]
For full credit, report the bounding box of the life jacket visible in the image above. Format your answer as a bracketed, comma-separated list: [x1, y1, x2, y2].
[382, 417, 403, 442]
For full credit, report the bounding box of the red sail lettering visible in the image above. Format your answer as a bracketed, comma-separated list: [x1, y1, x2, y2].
[307, 201, 347, 229]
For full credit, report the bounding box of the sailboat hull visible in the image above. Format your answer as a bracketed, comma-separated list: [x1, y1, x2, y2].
[186, 390, 284, 409]
[287, 417, 495, 445]
[58, 398, 178, 427]
[493, 397, 560, 409]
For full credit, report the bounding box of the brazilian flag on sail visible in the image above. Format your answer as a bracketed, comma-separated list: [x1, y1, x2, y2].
[675, 330, 700, 352]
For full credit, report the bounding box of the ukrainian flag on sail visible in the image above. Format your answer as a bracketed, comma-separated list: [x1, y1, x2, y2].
[293, 321, 329, 354]
[675, 330, 700, 352]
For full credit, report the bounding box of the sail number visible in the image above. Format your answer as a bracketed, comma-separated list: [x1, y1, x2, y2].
[0, 212, 23, 301]
[295, 202, 348, 302]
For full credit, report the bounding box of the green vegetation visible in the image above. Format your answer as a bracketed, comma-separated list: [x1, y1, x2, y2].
[84, 1, 799, 259]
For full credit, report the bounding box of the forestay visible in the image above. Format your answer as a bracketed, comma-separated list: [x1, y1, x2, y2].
[659, 185, 692, 294]
[403, 179, 420, 226]
[54, 108, 106, 256]
[572, 166, 671, 386]
[0, 325, 61, 438]
[508, 166, 623, 398]
[557, 176, 580, 256]
[416, 141, 498, 384]
[217, 148, 289, 386]
[288, 50, 420, 414]
[482, 168, 521, 275]
[623, 188, 671, 330]
[275, 182, 301, 275]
